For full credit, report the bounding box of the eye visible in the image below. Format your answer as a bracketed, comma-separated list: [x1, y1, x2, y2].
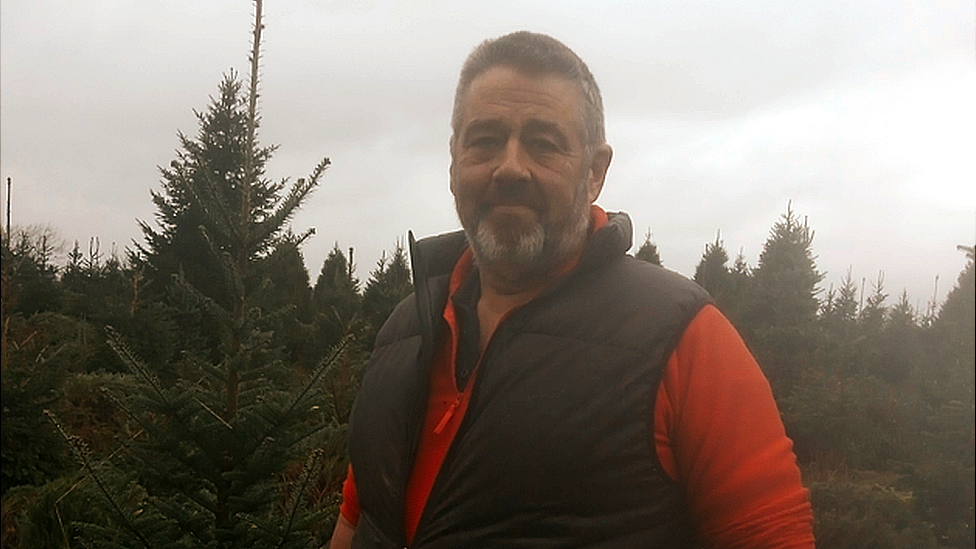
[527, 137, 559, 154]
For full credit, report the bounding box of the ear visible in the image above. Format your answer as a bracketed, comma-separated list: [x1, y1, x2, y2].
[586, 143, 613, 203]
[449, 134, 458, 195]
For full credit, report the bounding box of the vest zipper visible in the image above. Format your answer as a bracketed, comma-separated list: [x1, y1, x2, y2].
[433, 393, 463, 435]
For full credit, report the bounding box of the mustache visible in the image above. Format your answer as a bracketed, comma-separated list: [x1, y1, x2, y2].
[482, 181, 545, 210]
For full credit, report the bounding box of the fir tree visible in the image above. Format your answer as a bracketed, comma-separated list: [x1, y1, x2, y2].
[56, 3, 340, 547]
[361, 242, 413, 346]
[633, 231, 662, 266]
[133, 72, 276, 311]
[859, 272, 888, 335]
[693, 232, 730, 298]
[257, 234, 316, 366]
[312, 245, 362, 356]
[937, 244, 975, 345]
[911, 246, 975, 547]
[711, 249, 755, 334]
[750, 203, 823, 393]
[754, 203, 823, 328]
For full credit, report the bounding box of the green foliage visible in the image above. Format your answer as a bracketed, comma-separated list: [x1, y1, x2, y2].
[56, 334, 351, 548]
[2, 225, 64, 317]
[933, 245, 975, 390]
[676, 206, 972, 548]
[132, 72, 277, 310]
[256, 235, 316, 366]
[809, 472, 939, 549]
[1, 108, 971, 549]
[30, 4, 342, 545]
[754, 203, 823, 328]
[1, 473, 116, 549]
[748, 203, 824, 394]
[782, 369, 921, 470]
[693, 232, 730, 297]
[908, 458, 974, 549]
[0, 312, 75, 494]
[634, 231, 662, 266]
[312, 245, 363, 355]
[859, 273, 888, 335]
[361, 242, 413, 346]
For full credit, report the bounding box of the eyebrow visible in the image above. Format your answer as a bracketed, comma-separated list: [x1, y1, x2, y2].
[463, 117, 571, 149]
[463, 118, 508, 137]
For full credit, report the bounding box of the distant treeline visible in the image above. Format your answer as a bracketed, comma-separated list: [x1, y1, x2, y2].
[2, 197, 972, 548]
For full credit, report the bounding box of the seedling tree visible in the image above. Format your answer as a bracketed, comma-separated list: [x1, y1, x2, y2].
[54, 1, 342, 546]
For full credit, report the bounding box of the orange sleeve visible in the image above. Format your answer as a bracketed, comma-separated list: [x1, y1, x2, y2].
[339, 465, 361, 526]
[655, 304, 814, 548]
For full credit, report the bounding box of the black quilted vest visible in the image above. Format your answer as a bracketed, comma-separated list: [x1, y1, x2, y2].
[349, 213, 710, 548]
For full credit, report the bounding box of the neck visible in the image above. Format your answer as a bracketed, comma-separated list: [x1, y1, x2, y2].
[471, 241, 586, 354]
[476, 244, 580, 310]
[479, 268, 550, 310]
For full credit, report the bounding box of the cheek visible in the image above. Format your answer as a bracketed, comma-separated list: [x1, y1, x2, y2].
[450, 170, 483, 212]
[453, 163, 490, 192]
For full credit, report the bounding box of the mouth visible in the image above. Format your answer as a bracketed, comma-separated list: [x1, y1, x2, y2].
[484, 184, 543, 212]
[484, 195, 542, 211]
[490, 202, 535, 211]
[481, 203, 541, 224]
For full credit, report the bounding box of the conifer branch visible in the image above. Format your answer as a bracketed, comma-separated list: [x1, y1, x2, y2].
[194, 396, 234, 429]
[171, 272, 234, 331]
[240, 336, 351, 459]
[46, 411, 153, 548]
[105, 326, 167, 400]
[275, 449, 326, 548]
[254, 157, 330, 246]
[285, 334, 353, 416]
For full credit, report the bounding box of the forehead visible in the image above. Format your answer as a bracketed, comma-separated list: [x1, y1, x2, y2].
[460, 66, 584, 131]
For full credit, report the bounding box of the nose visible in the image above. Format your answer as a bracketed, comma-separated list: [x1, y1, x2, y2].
[493, 138, 531, 182]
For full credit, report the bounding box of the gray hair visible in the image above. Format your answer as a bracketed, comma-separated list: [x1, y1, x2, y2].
[451, 31, 606, 147]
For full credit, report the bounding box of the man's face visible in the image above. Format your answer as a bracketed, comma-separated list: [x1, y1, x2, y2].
[450, 66, 611, 280]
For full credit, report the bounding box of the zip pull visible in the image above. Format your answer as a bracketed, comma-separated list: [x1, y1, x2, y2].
[434, 394, 463, 435]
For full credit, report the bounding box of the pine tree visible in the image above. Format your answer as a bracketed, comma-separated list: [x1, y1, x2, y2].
[822, 269, 859, 326]
[754, 203, 823, 328]
[56, 3, 340, 546]
[911, 246, 975, 547]
[750, 203, 823, 393]
[361, 242, 413, 345]
[859, 272, 888, 335]
[633, 231, 662, 266]
[888, 290, 916, 330]
[256, 234, 316, 366]
[312, 245, 362, 356]
[929, 243, 975, 407]
[936, 244, 975, 345]
[871, 289, 918, 385]
[133, 72, 274, 311]
[1, 225, 64, 317]
[693, 232, 730, 298]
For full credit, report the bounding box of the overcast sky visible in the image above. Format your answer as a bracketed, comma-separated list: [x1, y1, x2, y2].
[2, 0, 974, 310]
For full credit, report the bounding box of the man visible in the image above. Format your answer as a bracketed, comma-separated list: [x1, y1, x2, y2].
[330, 31, 814, 548]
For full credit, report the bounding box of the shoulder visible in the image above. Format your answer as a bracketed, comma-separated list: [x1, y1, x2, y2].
[525, 257, 711, 357]
[580, 255, 712, 325]
[373, 292, 421, 350]
[616, 256, 708, 297]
